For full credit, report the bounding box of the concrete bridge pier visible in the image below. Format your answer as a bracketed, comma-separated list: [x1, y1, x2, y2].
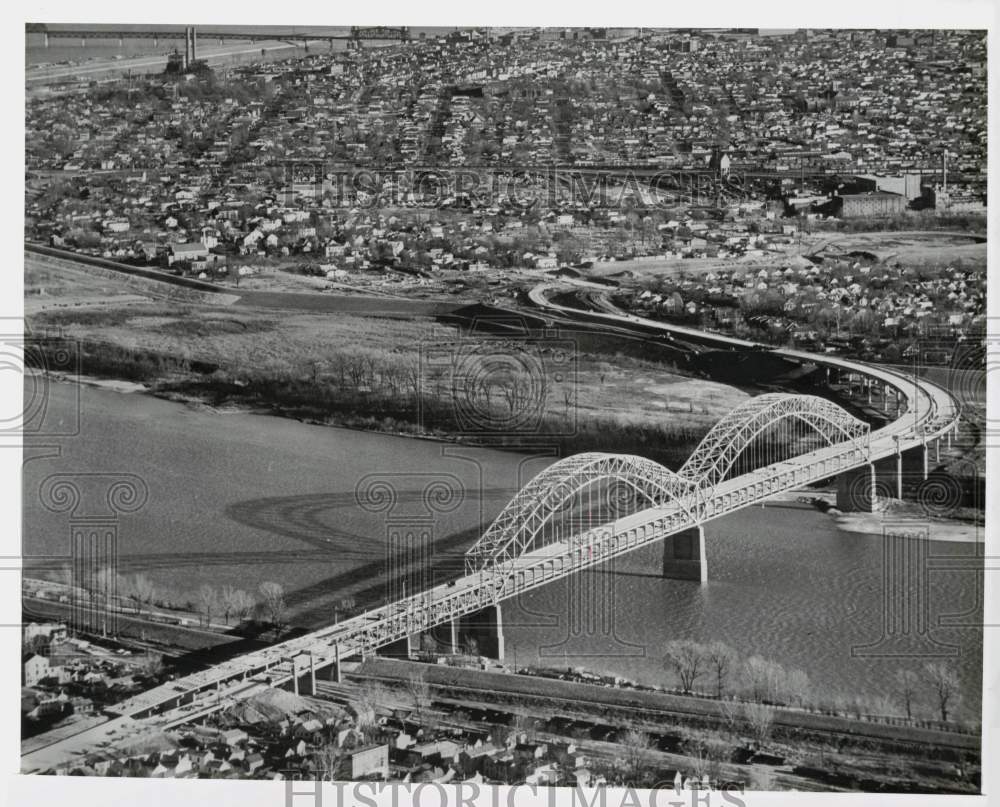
[836, 463, 878, 512]
[429, 618, 460, 654]
[381, 633, 417, 659]
[457, 604, 505, 661]
[661, 525, 707, 583]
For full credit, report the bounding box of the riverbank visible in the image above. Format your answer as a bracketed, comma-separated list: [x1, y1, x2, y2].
[835, 510, 982, 543]
[760, 490, 981, 543]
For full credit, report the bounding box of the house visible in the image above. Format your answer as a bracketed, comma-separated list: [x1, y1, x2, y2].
[483, 752, 522, 784]
[221, 728, 248, 746]
[525, 762, 560, 785]
[242, 230, 264, 249]
[23, 623, 67, 644]
[23, 653, 53, 686]
[168, 242, 209, 265]
[350, 744, 389, 779]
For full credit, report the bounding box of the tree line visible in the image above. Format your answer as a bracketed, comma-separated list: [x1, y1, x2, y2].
[663, 639, 965, 724]
[76, 571, 290, 638]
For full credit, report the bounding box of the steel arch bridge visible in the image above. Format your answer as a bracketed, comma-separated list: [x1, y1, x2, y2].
[85, 382, 957, 737]
[465, 452, 698, 575]
[465, 392, 871, 578]
[678, 393, 870, 490]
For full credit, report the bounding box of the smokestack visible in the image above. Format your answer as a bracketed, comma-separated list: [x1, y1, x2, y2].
[184, 27, 190, 68]
[190, 27, 197, 63]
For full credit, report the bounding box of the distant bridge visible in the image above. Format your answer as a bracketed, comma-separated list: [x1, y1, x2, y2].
[26, 23, 410, 47]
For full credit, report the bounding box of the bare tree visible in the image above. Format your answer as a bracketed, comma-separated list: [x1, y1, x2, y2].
[742, 655, 783, 703]
[718, 695, 744, 740]
[404, 670, 432, 722]
[895, 668, 920, 720]
[221, 585, 253, 626]
[258, 581, 287, 635]
[683, 732, 728, 784]
[310, 740, 344, 781]
[705, 641, 739, 698]
[133, 573, 155, 609]
[231, 588, 256, 623]
[619, 728, 651, 784]
[743, 701, 775, 748]
[116, 573, 138, 613]
[197, 584, 218, 627]
[923, 661, 961, 723]
[783, 668, 811, 708]
[664, 639, 706, 694]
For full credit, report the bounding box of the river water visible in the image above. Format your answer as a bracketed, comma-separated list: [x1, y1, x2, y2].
[22, 382, 984, 720]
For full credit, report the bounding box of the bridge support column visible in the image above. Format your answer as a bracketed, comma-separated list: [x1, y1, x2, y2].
[836, 464, 878, 512]
[309, 653, 316, 696]
[662, 526, 707, 583]
[440, 618, 459, 654]
[457, 604, 504, 661]
[935, 438, 940, 464]
[896, 451, 903, 500]
[334, 643, 342, 684]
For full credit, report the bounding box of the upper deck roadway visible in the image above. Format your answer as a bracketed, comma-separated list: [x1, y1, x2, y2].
[21, 284, 962, 772]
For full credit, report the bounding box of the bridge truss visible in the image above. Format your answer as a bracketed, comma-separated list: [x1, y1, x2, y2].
[465, 392, 872, 579]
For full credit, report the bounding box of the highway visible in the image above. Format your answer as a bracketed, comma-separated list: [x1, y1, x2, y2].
[527, 282, 961, 460]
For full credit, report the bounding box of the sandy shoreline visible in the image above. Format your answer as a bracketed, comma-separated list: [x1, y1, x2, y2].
[834, 511, 982, 543]
[755, 491, 981, 543]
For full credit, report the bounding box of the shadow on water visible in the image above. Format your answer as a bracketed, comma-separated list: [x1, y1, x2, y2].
[223, 487, 516, 626]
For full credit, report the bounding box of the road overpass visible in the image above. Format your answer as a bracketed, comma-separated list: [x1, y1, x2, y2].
[21, 286, 962, 773]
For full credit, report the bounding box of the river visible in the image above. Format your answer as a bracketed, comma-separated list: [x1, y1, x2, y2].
[22, 381, 984, 721]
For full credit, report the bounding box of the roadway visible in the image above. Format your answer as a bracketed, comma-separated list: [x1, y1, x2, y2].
[527, 283, 961, 460]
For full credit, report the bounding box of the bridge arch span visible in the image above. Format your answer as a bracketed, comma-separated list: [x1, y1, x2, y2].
[465, 452, 696, 574]
[678, 393, 869, 490]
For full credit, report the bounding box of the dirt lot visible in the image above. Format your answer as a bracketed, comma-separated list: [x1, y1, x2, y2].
[809, 230, 986, 267]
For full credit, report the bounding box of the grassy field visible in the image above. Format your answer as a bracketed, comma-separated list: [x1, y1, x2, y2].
[25, 257, 748, 464]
